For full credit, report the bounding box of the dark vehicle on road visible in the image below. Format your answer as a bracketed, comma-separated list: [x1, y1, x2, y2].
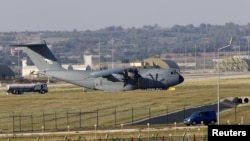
[184, 110, 217, 126]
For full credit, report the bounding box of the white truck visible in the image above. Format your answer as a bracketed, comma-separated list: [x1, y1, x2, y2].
[6, 83, 48, 94]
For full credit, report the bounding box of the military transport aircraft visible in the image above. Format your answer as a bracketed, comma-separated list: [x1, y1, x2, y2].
[10, 41, 184, 91]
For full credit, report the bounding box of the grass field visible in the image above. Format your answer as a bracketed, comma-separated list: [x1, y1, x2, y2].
[0, 74, 250, 140]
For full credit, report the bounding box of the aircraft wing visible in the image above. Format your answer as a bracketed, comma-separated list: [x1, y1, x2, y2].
[90, 68, 126, 77]
[90, 67, 129, 82]
[102, 74, 124, 82]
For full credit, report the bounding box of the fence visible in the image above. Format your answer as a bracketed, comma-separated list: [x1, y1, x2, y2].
[0, 104, 249, 134]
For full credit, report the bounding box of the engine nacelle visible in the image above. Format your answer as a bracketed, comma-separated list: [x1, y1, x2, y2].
[236, 96, 249, 104]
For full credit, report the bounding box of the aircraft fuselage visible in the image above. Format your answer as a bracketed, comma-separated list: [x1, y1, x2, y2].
[43, 68, 184, 91]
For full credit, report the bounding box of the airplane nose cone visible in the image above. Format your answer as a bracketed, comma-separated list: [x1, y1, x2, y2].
[179, 75, 184, 83]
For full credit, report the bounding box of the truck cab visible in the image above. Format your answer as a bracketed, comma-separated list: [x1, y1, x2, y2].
[33, 83, 48, 94]
[183, 110, 217, 126]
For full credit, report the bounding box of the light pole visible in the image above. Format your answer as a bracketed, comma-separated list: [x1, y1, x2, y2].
[111, 39, 114, 69]
[174, 122, 177, 135]
[120, 123, 123, 137]
[248, 42, 249, 57]
[67, 125, 70, 139]
[94, 124, 97, 140]
[41, 126, 44, 141]
[217, 38, 233, 124]
[185, 44, 187, 72]
[203, 47, 206, 71]
[147, 123, 150, 141]
[98, 40, 101, 70]
[195, 43, 197, 71]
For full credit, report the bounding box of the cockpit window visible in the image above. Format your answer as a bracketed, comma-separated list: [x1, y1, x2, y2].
[171, 70, 180, 75]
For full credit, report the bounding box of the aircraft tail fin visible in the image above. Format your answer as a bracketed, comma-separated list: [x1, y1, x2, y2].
[9, 40, 63, 71]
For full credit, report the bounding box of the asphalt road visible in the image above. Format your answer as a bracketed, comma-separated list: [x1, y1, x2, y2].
[129, 101, 235, 125]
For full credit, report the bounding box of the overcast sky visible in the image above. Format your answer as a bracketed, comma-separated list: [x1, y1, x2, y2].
[1, 0, 250, 32]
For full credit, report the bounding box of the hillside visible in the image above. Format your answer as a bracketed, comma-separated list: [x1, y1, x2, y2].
[1, 22, 250, 72]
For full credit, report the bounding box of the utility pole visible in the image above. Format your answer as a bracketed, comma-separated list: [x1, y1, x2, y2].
[99, 40, 101, 70]
[111, 39, 114, 69]
[185, 44, 187, 72]
[194, 43, 197, 71]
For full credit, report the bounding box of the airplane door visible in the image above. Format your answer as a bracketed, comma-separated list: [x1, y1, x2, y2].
[149, 80, 154, 87]
[95, 79, 102, 87]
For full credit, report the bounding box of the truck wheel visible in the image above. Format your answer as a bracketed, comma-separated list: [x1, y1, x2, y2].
[12, 90, 18, 94]
[18, 90, 23, 94]
[192, 121, 196, 126]
[210, 120, 216, 125]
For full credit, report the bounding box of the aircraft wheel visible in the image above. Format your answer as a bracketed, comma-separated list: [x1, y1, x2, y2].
[39, 90, 45, 94]
[82, 88, 87, 92]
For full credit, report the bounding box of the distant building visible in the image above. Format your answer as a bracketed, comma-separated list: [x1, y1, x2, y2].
[84, 54, 92, 69]
[215, 57, 250, 72]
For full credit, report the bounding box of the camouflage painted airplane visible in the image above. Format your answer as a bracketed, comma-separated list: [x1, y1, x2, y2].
[10, 40, 184, 91]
